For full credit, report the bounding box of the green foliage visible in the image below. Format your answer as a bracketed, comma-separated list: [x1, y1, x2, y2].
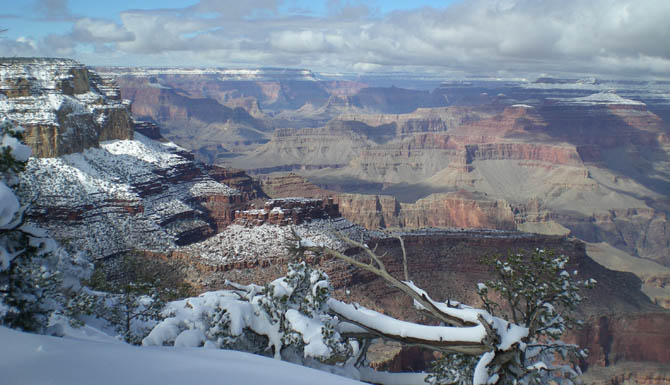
[0, 121, 26, 178]
[85, 254, 177, 344]
[478, 250, 595, 340]
[0, 119, 61, 332]
[261, 262, 348, 360]
[0, 241, 61, 332]
[261, 262, 331, 320]
[426, 353, 478, 385]
[427, 249, 595, 385]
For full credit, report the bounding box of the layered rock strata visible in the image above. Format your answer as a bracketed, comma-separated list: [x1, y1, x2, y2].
[0, 58, 133, 157]
[19, 133, 241, 257]
[10, 61, 670, 385]
[233, 198, 340, 226]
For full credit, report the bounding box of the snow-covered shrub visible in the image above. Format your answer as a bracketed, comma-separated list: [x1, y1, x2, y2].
[255, 262, 352, 362]
[427, 249, 595, 385]
[144, 262, 352, 365]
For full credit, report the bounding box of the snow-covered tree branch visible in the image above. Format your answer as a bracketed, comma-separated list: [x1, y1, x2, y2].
[299, 234, 535, 384]
[144, 224, 593, 385]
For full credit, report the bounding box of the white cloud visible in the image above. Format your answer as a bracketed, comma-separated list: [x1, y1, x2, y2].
[16, 37, 37, 50]
[18, 0, 670, 77]
[0, 38, 39, 57]
[270, 30, 347, 53]
[72, 18, 134, 43]
[352, 62, 382, 72]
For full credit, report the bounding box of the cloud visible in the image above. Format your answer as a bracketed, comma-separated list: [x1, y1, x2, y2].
[0, 37, 39, 57]
[270, 30, 348, 53]
[72, 18, 134, 43]
[352, 62, 382, 72]
[31, 0, 73, 20]
[189, 0, 281, 18]
[18, 0, 670, 77]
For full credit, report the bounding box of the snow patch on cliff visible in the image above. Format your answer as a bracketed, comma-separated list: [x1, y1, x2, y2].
[551, 91, 646, 106]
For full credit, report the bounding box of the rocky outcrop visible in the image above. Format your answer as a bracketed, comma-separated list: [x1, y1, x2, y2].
[349, 86, 447, 114]
[133, 120, 164, 141]
[398, 192, 516, 229]
[261, 173, 332, 198]
[343, 234, 669, 383]
[100, 67, 330, 111]
[233, 198, 340, 226]
[194, 193, 247, 233]
[463, 142, 583, 165]
[260, 173, 516, 230]
[260, 174, 516, 230]
[333, 192, 514, 230]
[581, 362, 670, 385]
[547, 208, 670, 266]
[334, 194, 401, 229]
[205, 165, 265, 201]
[20, 133, 241, 257]
[0, 58, 133, 157]
[113, 75, 271, 156]
[168, 222, 668, 384]
[576, 312, 670, 368]
[538, 103, 667, 148]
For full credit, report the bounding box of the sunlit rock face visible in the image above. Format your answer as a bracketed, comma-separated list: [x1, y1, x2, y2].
[19, 133, 241, 258]
[0, 59, 240, 258]
[0, 58, 133, 157]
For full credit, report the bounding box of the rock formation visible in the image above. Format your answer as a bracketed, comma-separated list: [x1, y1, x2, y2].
[0, 58, 133, 157]
[233, 198, 340, 226]
[230, 97, 669, 268]
[7, 60, 670, 385]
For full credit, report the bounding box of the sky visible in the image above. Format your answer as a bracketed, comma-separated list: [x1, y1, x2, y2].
[1, 0, 670, 79]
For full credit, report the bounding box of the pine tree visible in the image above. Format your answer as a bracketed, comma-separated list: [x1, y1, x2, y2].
[427, 249, 595, 385]
[86, 254, 176, 344]
[0, 119, 60, 332]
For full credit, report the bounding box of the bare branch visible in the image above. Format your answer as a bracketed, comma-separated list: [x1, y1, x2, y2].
[302, 235, 476, 327]
[353, 338, 371, 368]
[397, 235, 409, 282]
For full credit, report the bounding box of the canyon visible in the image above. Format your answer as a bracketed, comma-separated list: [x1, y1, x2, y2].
[2, 58, 669, 384]
[103, 67, 670, 271]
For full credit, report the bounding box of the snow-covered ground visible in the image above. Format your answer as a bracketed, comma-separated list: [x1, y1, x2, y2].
[551, 91, 646, 106]
[182, 217, 379, 264]
[0, 326, 363, 385]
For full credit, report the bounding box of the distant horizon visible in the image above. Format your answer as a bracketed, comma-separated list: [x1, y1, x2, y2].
[2, 0, 669, 80]
[4, 56, 667, 84]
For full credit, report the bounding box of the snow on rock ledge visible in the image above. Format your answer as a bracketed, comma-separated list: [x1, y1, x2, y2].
[551, 91, 646, 107]
[0, 57, 133, 157]
[19, 133, 239, 258]
[233, 197, 341, 226]
[181, 217, 375, 264]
